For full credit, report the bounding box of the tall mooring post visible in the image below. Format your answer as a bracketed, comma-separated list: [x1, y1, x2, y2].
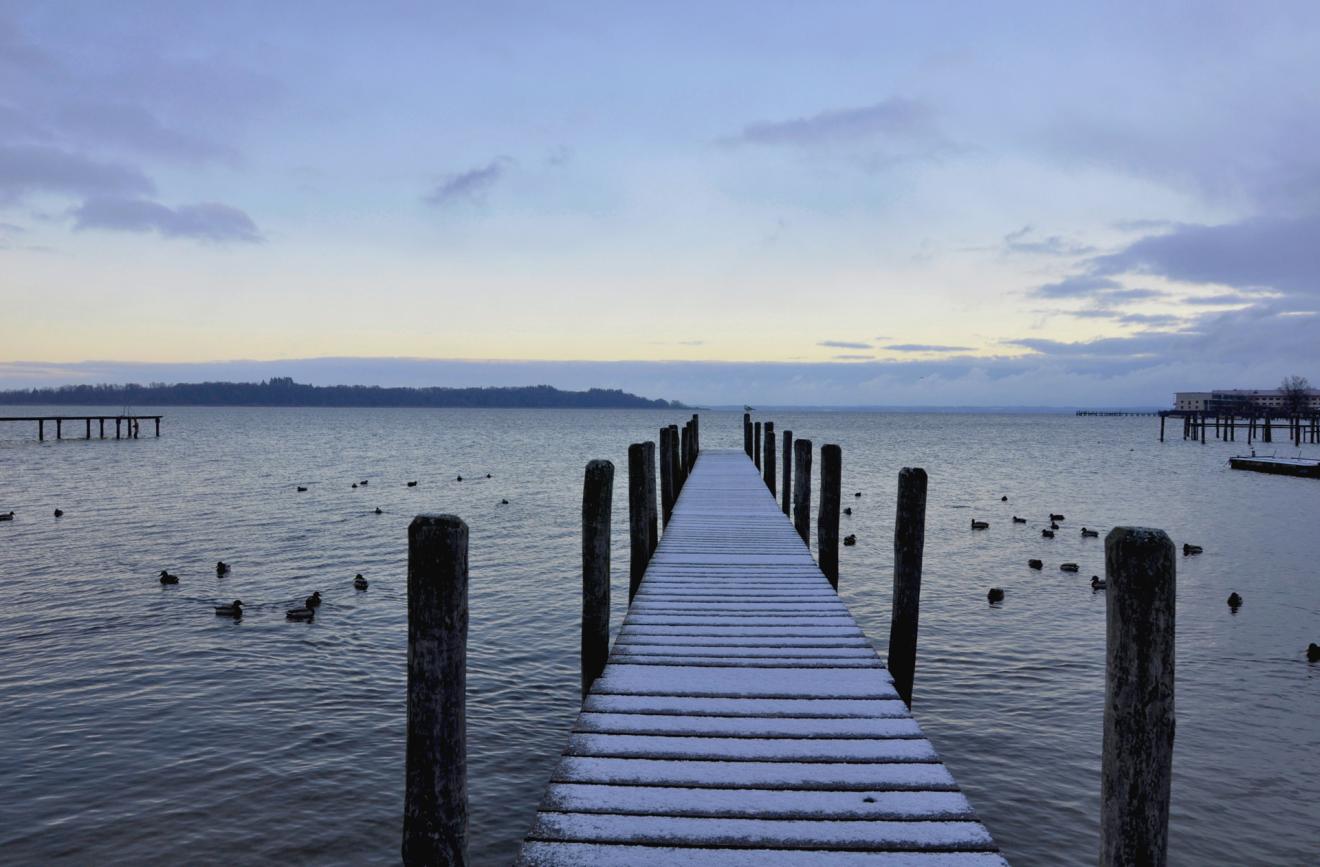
[818, 444, 841, 589]
[753, 422, 762, 470]
[743, 413, 753, 458]
[628, 443, 657, 603]
[763, 421, 776, 495]
[1101, 527, 1175, 867]
[403, 514, 469, 867]
[659, 426, 675, 528]
[792, 439, 812, 544]
[581, 460, 613, 699]
[888, 468, 927, 707]
[670, 424, 685, 493]
[781, 430, 793, 516]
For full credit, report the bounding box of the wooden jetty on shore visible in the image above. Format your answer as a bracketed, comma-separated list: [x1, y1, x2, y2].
[401, 411, 1179, 866]
[0, 415, 162, 441]
[1228, 455, 1320, 479]
[1158, 409, 1319, 446]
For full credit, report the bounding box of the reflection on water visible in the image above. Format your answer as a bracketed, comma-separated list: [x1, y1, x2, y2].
[0, 407, 1317, 864]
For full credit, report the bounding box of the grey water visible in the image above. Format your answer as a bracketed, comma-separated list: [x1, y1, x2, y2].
[1, 407, 1317, 865]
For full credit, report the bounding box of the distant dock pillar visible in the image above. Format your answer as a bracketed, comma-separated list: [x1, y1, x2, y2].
[781, 430, 793, 516]
[581, 460, 613, 698]
[753, 422, 762, 470]
[403, 514, 469, 867]
[1101, 527, 1175, 867]
[670, 424, 684, 493]
[889, 467, 927, 707]
[818, 444, 841, 589]
[763, 421, 776, 495]
[743, 413, 752, 458]
[659, 427, 675, 528]
[628, 443, 657, 604]
[792, 439, 812, 544]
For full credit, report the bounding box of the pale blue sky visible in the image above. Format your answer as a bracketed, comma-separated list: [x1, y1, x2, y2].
[2, 1, 1318, 404]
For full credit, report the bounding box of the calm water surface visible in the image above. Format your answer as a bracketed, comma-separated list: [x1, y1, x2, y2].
[1, 407, 1317, 865]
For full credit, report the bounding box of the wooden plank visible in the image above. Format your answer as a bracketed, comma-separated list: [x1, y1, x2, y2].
[518, 843, 1008, 866]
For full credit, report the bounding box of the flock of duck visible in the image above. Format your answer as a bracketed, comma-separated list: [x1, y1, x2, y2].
[156, 558, 364, 623]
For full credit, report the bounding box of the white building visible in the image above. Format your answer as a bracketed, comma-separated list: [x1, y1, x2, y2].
[1174, 389, 1320, 412]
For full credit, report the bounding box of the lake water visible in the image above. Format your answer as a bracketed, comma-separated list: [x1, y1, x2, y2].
[1, 406, 1317, 865]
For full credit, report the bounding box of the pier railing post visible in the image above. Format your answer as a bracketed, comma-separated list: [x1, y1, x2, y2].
[743, 413, 752, 458]
[659, 427, 675, 527]
[691, 414, 699, 463]
[763, 421, 776, 495]
[628, 443, 657, 603]
[818, 444, 841, 589]
[670, 424, 684, 493]
[1101, 527, 1175, 867]
[888, 467, 927, 707]
[781, 430, 793, 516]
[403, 514, 469, 867]
[581, 460, 614, 698]
[753, 421, 762, 470]
[792, 439, 813, 544]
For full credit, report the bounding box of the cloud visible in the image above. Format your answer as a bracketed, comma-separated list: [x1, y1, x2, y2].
[726, 98, 936, 147]
[1003, 225, 1096, 257]
[0, 144, 154, 201]
[52, 101, 239, 165]
[424, 158, 512, 205]
[818, 340, 872, 350]
[71, 197, 262, 243]
[883, 344, 973, 353]
[1030, 274, 1123, 299]
[1184, 292, 1257, 306]
[832, 353, 873, 360]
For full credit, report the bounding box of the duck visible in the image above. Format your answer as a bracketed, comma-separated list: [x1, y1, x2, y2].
[456, 475, 463, 482]
[1042, 529, 1055, 539]
[406, 480, 418, 487]
[286, 607, 315, 622]
[1028, 559, 1043, 570]
[0, 511, 14, 521]
[216, 561, 230, 576]
[843, 507, 852, 516]
[1012, 516, 1026, 524]
[1060, 563, 1079, 573]
[305, 591, 322, 609]
[53, 508, 64, 518]
[500, 498, 509, 505]
[353, 573, 368, 590]
[987, 587, 1005, 603]
[214, 600, 243, 618]
[1183, 543, 1203, 556]
[1307, 643, 1320, 663]
[374, 507, 383, 515]
[360, 480, 369, 486]
[1001, 495, 1008, 502]
[971, 520, 989, 530]
[1227, 592, 1243, 609]
[854, 491, 862, 498]
[296, 486, 308, 493]
[1050, 513, 1065, 521]
[1091, 576, 1106, 590]
[1050, 521, 1060, 530]
[1081, 528, 1099, 538]
[159, 570, 179, 585]
[843, 534, 857, 546]
[352, 483, 358, 489]
[485, 473, 492, 478]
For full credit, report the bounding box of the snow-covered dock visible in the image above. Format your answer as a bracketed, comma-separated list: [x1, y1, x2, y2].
[516, 449, 1002, 865]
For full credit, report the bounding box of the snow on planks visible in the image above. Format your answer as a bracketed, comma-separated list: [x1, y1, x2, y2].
[517, 449, 1001, 865]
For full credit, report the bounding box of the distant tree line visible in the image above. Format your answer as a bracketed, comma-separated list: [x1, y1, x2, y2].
[0, 377, 685, 409]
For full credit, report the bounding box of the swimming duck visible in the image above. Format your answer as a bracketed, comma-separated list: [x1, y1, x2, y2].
[374, 507, 383, 515]
[159, 570, 179, 584]
[456, 475, 463, 482]
[843, 507, 852, 516]
[971, 520, 989, 530]
[854, 491, 862, 498]
[305, 591, 322, 609]
[1050, 513, 1065, 521]
[500, 499, 509, 505]
[1060, 563, 1079, 573]
[843, 534, 857, 546]
[1012, 516, 1026, 523]
[1307, 643, 1320, 663]
[1227, 592, 1243, 609]
[360, 480, 368, 486]
[354, 573, 368, 590]
[1042, 529, 1055, 539]
[1091, 576, 1106, 590]
[485, 473, 492, 478]
[406, 481, 418, 487]
[1081, 528, 1099, 538]
[987, 587, 1005, 603]
[1001, 495, 1008, 501]
[352, 483, 358, 489]
[1050, 521, 1060, 530]
[53, 508, 63, 518]
[296, 486, 308, 492]
[216, 561, 230, 576]
[0, 512, 14, 521]
[286, 607, 315, 622]
[1028, 559, 1043, 570]
[214, 600, 243, 618]
[1183, 543, 1203, 556]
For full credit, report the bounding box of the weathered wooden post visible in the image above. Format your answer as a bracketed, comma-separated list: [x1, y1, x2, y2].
[116, 418, 121, 440]
[1200, 412, 1206, 444]
[1158, 414, 1165, 442]
[792, 439, 812, 544]
[818, 444, 841, 589]
[155, 418, 160, 437]
[1101, 527, 1175, 867]
[628, 443, 657, 603]
[743, 413, 752, 458]
[659, 427, 675, 527]
[781, 430, 793, 516]
[581, 460, 613, 698]
[691, 414, 699, 464]
[680, 424, 689, 477]
[403, 514, 469, 867]
[38, 419, 44, 441]
[56, 419, 62, 439]
[753, 422, 762, 470]
[85, 418, 91, 439]
[99, 418, 105, 438]
[763, 421, 776, 495]
[888, 468, 927, 707]
[670, 424, 685, 493]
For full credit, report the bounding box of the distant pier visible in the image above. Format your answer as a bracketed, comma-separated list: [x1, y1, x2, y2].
[1158, 410, 1318, 446]
[0, 415, 162, 441]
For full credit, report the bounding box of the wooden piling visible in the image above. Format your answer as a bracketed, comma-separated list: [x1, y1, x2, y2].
[753, 422, 762, 470]
[38, 419, 44, 441]
[1158, 415, 1165, 442]
[818, 444, 841, 589]
[56, 419, 62, 439]
[792, 439, 812, 544]
[628, 443, 657, 603]
[85, 418, 91, 439]
[888, 467, 927, 708]
[155, 418, 160, 437]
[99, 418, 104, 438]
[670, 424, 685, 493]
[781, 430, 792, 516]
[116, 418, 121, 440]
[403, 514, 469, 867]
[1101, 527, 1175, 867]
[581, 460, 614, 699]
[659, 427, 675, 528]
[763, 421, 776, 495]
[691, 414, 700, 464]
[743, 413, 753, 458]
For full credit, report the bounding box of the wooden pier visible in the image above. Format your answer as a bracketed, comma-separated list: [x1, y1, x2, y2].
[0, 415, 161, 441]
[1158, 409, 1319, 446]
[515, 450, 1002, 865]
